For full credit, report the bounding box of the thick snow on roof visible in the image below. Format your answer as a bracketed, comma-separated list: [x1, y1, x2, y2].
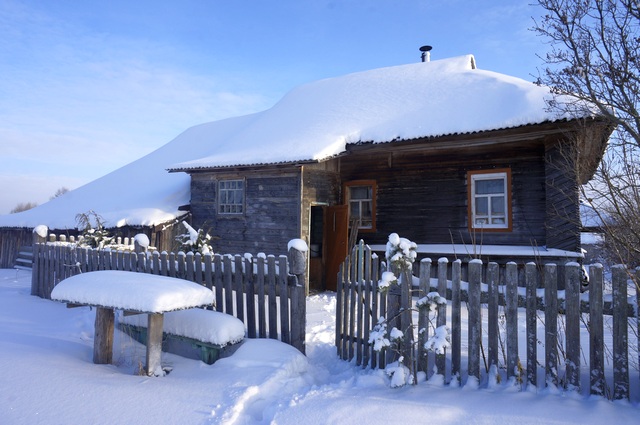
[170, 55, 576, 171]
[0, 55, 581, 229]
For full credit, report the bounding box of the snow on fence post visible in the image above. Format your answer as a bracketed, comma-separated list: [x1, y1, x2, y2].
[611, 264, 629, 400]
[588, 263, 605, 397]
[436, 257, 448, 377]
[565, 262, 581, 392]
[486, 262, 499, 374]
[544, 263, 559, 388]
[417, 258, 431, 375]
[451, 259, 462, 382]
[525, 262, 538, 387]
[505, 262, 519, 382]
[467, 259, 482, 382]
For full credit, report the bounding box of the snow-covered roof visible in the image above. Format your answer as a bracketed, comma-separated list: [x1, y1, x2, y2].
[0, 55, 591, 229]
[169, 54, 581, 171]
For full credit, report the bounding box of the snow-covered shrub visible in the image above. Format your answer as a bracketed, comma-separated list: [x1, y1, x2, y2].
[423, 325, 451, 355]
[175, 222, 213, 255]
[385, 232, 417, 271]
[75, 210, 113, 249]
[416, 292, 447, 313]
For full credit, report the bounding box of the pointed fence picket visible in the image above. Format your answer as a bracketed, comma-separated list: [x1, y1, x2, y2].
[336, 240, 640, 401]
[30, 234, 306, 353]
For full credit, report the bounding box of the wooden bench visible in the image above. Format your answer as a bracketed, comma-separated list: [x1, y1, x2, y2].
[119, 308, 245, 364]
[51, 270, 214, 376]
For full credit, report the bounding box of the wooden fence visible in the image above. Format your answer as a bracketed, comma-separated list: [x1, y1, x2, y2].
[31, 235, 306, 353]
[336, 241, 640, 400]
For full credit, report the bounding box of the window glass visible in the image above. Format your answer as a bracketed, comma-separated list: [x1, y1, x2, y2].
[219, 179, 244, 215]
[346, 182, 375, 230]
[469, 171, 509, 230]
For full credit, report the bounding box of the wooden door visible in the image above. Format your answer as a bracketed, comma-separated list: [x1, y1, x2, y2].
[323, 205, 349, 291]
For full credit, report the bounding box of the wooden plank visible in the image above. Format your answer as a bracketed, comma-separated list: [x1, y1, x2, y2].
[544, 263, 558, 387]
[451, 259, 462, 382]
[245, 256, 256, 338]
[224, 255, 234, 317]
[505, 262, 518, 382]
[335, 262, 344, 359]
[467, 259, 482, 381]
[588, 263, 605, 397]
[525, 262, 537, 387]
[371, 255, 381, 369]
[214, 255, 224, 313]
[436, 257, 448, 376]
[278, 255, 290, 344]
[256, 256, 267, 338]
[348, 250, 357, 362]
[146, 313, 164, 376]
[486, 262, 499, 371]
[564, 262, 581, 392]
[235, 255, 245, 324]
[93, 307, 114, 364]
[356, 242, 364, 366]
[290, 273, 306, 354]
[611, 264, 629, 400]
[267, 256, 278, 339]
[362, 245, 373, 368]
[417, 258, 431, 374]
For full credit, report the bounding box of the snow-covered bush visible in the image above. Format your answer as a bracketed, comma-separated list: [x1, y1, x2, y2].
[75, 210, 113, 249]
[175, 222, 213, 255]
[372, 233, 451, 388]
[385, 232, 417, 271]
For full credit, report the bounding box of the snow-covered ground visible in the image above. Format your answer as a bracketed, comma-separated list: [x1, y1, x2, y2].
[0, 269, 638, 424]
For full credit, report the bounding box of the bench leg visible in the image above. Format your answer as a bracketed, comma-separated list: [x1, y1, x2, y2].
[146, 313, 164, 376]
[93, 307, 114, 364]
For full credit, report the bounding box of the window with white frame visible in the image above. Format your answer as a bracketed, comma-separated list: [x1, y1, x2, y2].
[345, 181, 376, 230]
[218, 179, 244, 214]
[468, 170, 510, 230]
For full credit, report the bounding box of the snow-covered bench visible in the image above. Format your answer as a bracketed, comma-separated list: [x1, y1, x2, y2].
[119, 308, 245, 365]
[51, 270, 215, 376]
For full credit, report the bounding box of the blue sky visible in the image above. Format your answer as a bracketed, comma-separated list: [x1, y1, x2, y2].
[0, 0, 547, 215]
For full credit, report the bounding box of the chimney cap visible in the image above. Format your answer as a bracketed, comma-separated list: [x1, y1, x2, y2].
[419, 45, 433, 52]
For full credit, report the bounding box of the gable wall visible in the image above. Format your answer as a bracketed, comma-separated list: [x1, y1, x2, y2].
[190, 169, 302, 255]
[339, 141, 550, 250]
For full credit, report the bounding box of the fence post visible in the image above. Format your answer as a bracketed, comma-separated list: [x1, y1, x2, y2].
[505, 262, 519, 383]
[468, 259, 482, 382]
[611, 264, 629, 400]
[436, 257, 448, 377]
[544, 263, 558, 388]
[486, 262, 499, 375]
[451, 259, 462, 383]
[31, 227, 47, 297]
[565, 262, 581, 393]
[525, 262, 537, 387]
[588, 263, 605, 397]
[418, 258, 431, 375]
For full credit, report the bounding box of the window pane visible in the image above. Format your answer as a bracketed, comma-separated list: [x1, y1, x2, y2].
[476, 179, 504, 195]
[350, 201, 360, 217]
[350, 186, 371, 200]
[491, 196, 505, 214]
[361, 201, 372, 219]
[475, 197, 488, 215]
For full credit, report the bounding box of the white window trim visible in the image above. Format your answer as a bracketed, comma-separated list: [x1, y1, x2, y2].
[218, 179, 245, 215]
[470, 171, 509, 230]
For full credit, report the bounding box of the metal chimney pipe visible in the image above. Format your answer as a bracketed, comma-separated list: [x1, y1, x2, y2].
[420, 45, 432, 62]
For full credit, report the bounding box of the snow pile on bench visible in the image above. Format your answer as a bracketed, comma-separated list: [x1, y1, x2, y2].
[51, 270, 214, 313]
[121, 308, 245, 347]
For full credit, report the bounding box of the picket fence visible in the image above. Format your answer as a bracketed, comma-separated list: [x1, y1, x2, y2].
[336, 241, 640, 400]
[31, 235, 306, 353]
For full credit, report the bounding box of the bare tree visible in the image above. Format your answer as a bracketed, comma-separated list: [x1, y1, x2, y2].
[10, 202, 38, 214]
[533, 0, 640, 267]
[50, 187, 69, 200]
